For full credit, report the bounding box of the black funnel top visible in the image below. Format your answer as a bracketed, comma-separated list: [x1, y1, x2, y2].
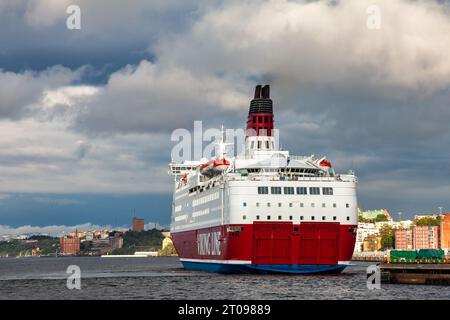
[249, 84, 272, 114]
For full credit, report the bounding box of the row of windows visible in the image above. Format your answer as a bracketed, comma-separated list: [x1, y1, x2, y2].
[243, 202, 350, 208]
[257, 186, 334, 195]
[251, 115, 273, 124]
[242, 215, 351, 221]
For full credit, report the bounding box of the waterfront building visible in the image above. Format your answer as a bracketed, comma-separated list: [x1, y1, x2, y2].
[355, 223, 378, 252]
[132, 217, 145, 232]
[60, 236, 80, 255]
[362, 235, 382, 252]
[413, 225, 439, 249]
[395, 229, 414, 250]
[109, 233, 124, 250]
[440, 213, 450, 250]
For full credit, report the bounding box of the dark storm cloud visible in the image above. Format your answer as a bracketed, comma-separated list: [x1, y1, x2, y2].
[1, 0, 450, 224]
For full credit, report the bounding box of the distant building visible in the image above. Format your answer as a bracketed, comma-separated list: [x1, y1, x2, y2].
[414, 225, 439, 249]
[60, 236, 80, 255]
[395, 229, 414, 250]
[362, 235, 382, 252]
[359, 209, 392, 221]
[355, 223, 378, 252]
[132, 217, 145, 232]
[440, 213, 450, 250]
[69, 231, 86, 238]
[109, 233, 124, 250]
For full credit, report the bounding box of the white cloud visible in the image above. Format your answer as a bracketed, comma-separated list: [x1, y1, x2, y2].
[0, 66, 82, 119]
[155, 0, 450, 93]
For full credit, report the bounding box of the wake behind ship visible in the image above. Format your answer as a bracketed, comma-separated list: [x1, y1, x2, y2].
[169, 85, 358, 274]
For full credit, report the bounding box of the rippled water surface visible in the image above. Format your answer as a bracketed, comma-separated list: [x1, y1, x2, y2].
[0, 257, 448, 299]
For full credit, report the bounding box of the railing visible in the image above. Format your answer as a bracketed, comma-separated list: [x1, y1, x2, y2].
[226, 174, 357, 183]
[235, 154, 310, 161]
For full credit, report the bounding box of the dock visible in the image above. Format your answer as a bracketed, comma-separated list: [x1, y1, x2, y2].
[380, 263, 450, 285]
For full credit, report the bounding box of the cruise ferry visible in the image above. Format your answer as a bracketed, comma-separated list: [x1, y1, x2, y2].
[169, 85, 358, 274]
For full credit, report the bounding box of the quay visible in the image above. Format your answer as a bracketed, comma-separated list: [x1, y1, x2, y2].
[352, 252, 386, 262]
[380, 263, 450, 285]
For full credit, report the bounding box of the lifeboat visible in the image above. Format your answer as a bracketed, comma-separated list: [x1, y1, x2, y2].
[319, 159, 332, 168]
[199, 158, 230, 176]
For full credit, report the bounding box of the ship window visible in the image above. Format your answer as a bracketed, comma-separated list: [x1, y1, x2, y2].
[258, 141, 262, 149]
[311, 203, 315, 208]
[300, 203, 304, 208]
[251, 141, 255, 149]
[278, 216, 282, 220]
[322, 203, 326, 208]
[256, 202, 260, 207]
[309, 187, 320, 195]
[289, 203, 293, 207]
[296, 187, 307, 195]
[311, 216, 315, 221]
[257, 186, 269, 194]
[333, 203, 337, 208]
[323, 187, 333, 195]
[256, 215, 260, 220]
[243, 202, 247, 207]
[278, 202, 282, 207]
[284, 187, 295, 194]
[322, 216, 326, 221]
[253, 116, 256, 123]
[243, 215, 246, 220]
[258, 116, 263, 123]
[300, 216, 304, 220]
[346, 203, 350, 208]
[267, 216, 271, 220]
[265, 116, 269, 123]
[289, 216, 293, 220]
[267, 202, 271, 207]
[333, 216, 337, 221]
[271, 187, 282, 194]
[266, 141, 269, 149]
[347, 216, 350, 221]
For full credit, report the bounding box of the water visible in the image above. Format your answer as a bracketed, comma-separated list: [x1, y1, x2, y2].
[0, 257, 448, 300]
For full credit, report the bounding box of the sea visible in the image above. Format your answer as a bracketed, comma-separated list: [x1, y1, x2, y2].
[0, 257, 448, 300]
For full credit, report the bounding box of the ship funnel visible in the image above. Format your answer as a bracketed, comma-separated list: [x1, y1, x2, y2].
[246, 84, 274, 137]
[254, 85, 262, 99]
[261, 85, 270, 99]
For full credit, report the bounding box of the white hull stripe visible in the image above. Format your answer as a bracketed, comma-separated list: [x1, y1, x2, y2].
[180, 258, 352, 266]
[180, 258, 251, 265]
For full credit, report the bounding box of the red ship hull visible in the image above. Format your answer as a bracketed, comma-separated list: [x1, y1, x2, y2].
[172, 222, 357, 274]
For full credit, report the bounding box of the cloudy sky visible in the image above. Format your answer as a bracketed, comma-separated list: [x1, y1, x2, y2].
[0, 0, 449, 234]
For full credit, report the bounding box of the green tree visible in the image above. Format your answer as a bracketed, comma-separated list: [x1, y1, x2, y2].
[379, 224, 395, 249]
[375, 214, 388, 222]
[415, 217, 441, 226]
